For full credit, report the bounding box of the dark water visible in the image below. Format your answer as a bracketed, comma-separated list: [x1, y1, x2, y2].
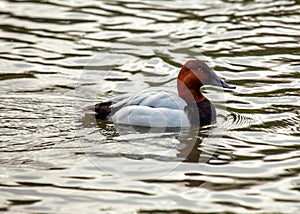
[1, 0, 300, 213]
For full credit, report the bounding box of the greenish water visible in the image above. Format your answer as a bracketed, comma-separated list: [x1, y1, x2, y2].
[0, 0, 300, 213]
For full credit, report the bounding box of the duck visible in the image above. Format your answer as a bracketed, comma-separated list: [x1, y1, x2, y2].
[89, 60, 235, 127]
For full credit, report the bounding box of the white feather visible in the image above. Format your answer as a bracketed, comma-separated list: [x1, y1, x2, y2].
[110, 89, 190, 127]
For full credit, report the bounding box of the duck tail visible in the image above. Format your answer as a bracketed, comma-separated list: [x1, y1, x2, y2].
[84, 101, 112, 120]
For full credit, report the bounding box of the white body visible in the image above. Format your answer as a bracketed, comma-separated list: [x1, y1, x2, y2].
[109, 89, 191, 127]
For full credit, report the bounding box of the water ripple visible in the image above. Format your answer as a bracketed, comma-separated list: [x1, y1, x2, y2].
[1, 0, 300, 213]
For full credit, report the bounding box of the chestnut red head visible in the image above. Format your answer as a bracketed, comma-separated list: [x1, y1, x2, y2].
[177, 60, 235, 103]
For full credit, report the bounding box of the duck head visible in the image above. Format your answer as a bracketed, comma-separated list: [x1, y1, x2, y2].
[177, 60, 235, 103]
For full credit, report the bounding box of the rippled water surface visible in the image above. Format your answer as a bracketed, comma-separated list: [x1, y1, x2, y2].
[1, 0, 300, 213]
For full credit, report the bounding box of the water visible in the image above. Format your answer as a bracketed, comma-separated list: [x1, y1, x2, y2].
[1, 0, 300, 213]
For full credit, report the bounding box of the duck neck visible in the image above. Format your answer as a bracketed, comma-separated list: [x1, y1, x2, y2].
[185, 99, 216, 127]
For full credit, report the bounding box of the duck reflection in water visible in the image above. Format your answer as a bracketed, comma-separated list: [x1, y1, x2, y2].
[82, 113, 232, 164]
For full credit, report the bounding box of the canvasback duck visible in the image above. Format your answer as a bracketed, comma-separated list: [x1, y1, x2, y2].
[90, 60, 235, 127]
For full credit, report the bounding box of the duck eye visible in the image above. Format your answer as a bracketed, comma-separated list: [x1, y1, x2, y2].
[198, 68, 203, 73]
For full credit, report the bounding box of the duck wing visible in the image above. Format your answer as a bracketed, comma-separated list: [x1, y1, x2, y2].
[111, 89, 190, 127]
